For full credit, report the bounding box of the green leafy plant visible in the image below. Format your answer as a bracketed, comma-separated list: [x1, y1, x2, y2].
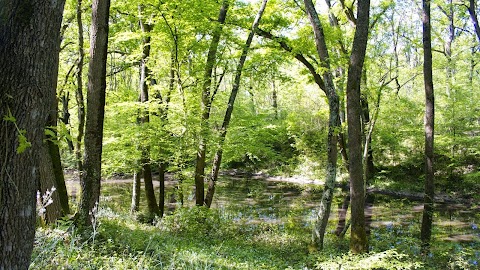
[3, 109, 31, 154]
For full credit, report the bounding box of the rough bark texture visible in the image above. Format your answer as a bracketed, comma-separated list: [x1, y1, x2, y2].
[76, 0, 86, 172]
[346, 0, 370, 254]
[39, 142, 62, 224]
[194, 0, 229, 206]
[421, 0, 435, 253]
[0, 0, 65, 267]
[78, 0, 111, 227]
[303, 0, 341, 250]
[205, 0, 268, 208]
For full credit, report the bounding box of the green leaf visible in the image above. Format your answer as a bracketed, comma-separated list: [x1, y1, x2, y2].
[17, 130, 31, 154]
[44, 127, 56, 138]
[3, 110, 16, 123]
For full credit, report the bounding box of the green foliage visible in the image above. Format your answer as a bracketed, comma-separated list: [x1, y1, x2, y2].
[3, 109, 32, 154]
[313, 249, 422, 270]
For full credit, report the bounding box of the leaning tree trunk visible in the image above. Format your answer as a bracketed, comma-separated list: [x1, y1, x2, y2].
[205, 0, 268, 208]
[303, 0, 341, 250]
[421, 0, 435, 253]
[194, 0, 229, 206]
[78, 0, 111, 227]
[468, 0, 480, 42]
[0, 0, 66, 267]
[346, 0, 370, 254]
[44, 95, 70, 217]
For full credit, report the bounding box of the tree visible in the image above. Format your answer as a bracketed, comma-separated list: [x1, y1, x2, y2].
[0, 0, 66, 267]
[205, 0, 269, 208]
[75, 0, 86, 172]
[346, 0, 371, 254]
[138, 4, 160, 217]
[420, 0, 435, 253]
[39, 95, 71, 223]
[466, 0, 480, 42]
[194, 0, 229, 206]
[78, 0, 111, 227]
[303, 0, 341, 250]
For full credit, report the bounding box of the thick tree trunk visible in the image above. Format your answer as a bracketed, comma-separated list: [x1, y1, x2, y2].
[39, 142, 63, 224]
[194, 0, 229, 206]
[76, 0, 86, 172]
[142, 157, 160, 216]
[421, 0, 435, 253]
[346, 0, 370, 254]
[0, 0, 65, 267]
[78, 0, 111, 227]
[205, 0, 268, 208]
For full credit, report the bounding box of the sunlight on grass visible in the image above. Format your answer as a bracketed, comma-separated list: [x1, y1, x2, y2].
[31, 179, 479, 269]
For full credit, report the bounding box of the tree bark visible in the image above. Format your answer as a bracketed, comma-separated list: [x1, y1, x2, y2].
[194, 0, 229, 206]
[138, 5, 160, 217]
[468, 0, 480, 42]
[303, 0, 341, 251]
[130, 171, 141, 213]
[159, 163, 166, 217]
[78, 0, 111, 227]
[76, 0, 86, 172]
[421, 0, 435, 253]
[0, 0, 65, 267]
[204, 0, 268, 208]
[46, 98, 70, 216]
[38, 142, 63, 224]
[346, 0, 370, 254]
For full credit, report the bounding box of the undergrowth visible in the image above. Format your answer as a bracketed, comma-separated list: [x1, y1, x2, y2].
[31, 177, 479, 269]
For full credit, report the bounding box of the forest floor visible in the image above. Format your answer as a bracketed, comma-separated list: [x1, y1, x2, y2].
[31, 169, 479, 269]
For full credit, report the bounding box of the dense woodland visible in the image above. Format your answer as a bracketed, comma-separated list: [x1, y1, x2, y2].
[1, 0, 480, 269]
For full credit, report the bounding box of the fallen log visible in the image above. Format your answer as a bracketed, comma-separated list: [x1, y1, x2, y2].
[367, 187, 472, 205]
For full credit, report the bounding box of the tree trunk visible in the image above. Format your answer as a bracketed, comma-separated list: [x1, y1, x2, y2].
[130, 171, 141, 214]
[0, 0, 65, 267]
[46, 99, 70, 216]
[468, 0, 480, 42]
[194, 0, 229, 206]
[303, 0, 341, 251]
[61, 92, 75, 152]
[138, 5, 160, 217]
[159, 163, 166, 217]
[38, 142, 63, 224]
[421, 0, 435, 253]
[361, 90, 375, 237]
[205, 0, 268, 208]
[76, 0, 86, 172]
[272, 78, 279, 119]
[78, 0, 111, 227]
[346, 0, 370, 254]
